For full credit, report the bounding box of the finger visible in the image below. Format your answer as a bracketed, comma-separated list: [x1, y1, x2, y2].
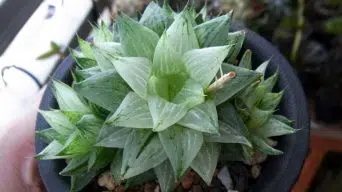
[0, 87, 47, 191]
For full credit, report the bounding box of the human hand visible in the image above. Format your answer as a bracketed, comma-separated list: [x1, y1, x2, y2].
[0, 88, 46, 191]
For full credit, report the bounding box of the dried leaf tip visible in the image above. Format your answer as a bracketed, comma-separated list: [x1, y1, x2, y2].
[206, 71, 236, 93]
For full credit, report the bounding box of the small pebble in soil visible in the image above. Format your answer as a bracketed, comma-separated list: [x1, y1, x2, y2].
[243, 152, 267, 165]
[144, 182, 157, 192]
[182, 171, 196, 190]
[217, 166, 233, 191]
[154, 185, 160, 192]
[98, 171, 116, 191]
[251, 165, 262, 179]
[267, 139, 278, 147]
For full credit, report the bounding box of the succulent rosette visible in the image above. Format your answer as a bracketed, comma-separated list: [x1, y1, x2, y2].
[37, 2, 295, 192]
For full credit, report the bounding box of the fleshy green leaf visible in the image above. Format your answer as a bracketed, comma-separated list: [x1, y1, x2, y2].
[39, 110, 76, 137]
[263, 70, 279, 91]
[246, 107, 273, 129]
[60, 155, 89, 176]
[256, 60, 270, 77]
[162, 3, 176, 17]
[251, 136, 283, 155]
[243, 84, 268, 109]
[70, 50, 97, 69]
[259, 91, 284, 111]
[124, 135, 167, 179]
[88, 147, 116, 171]
[196, 3, 209, 23]
[148, 96, 188, 132]
[36, 140, 64, 160]
[172, 78, 205, 108]
[165, 13, 199, 55]
[217, 102, 249, 134]
[94, 42, 123, 56]
[70, 171, 98, 192]
[234, 99, 250, 122]
[194, 13, 231, 47]
[121, 130, 153, 176]
[184, 5, 197, 25]
[139, 2, 174, 36]
[239, 50, 252, 69]
[74, 70, 130, 112]
[74, 66, 101, 81]
[178, 100, 219, 134]
[273, 115, 294, 126]
[183, 45, 232, 87]
[57, 132, 90, 156]
[76, 114, 103, 134]
[91, 45, 115, 71]
[112, 22, 120, 42]
[92, 42, 123, 71]
[152, 31, 184, 76]
[88, 102, 110, 120]
[36, 128, 65, 143]
[215, 64, 261, 105]
[111, 150, 123, 181]
[96, 125, 132, 148]
[191, 142, 220, 185]
[226, 31, 245, 63]
[94, 22, 113, 43]
[107, 92, 153, 128]
[254, 118, 296, 137]
[78, 37, 95, 59]
[117, 14, 159, 60]
[159, 125, 203, 178]
[154, 160, 176, 192]
[205, 121, 251, 147]
[167, 74, 189, 99]
[63, 111, 84, 124]
[52, 81, 90, 113]
[148, 76, 170, 100]
[58, 118, 100, 157]
[111, 57, 152, 99]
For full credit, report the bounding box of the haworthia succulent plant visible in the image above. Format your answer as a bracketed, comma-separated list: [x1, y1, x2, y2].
[37, 2, 295, 192]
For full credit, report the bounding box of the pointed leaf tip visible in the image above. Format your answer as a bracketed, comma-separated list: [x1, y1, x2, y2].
[107, 92, 153, 129]
[118, 14, 159, 60]
[111, 57, 152, 99]
[51, 80, 90, 113]
[239, 50, 252, 69]
[194, 14, 231, 47]
[159, 126, 203, 179]
[140, 1, 174, 36]
[191, 142, 220, 185]
[148, 96, 188, 132]
[183, 45, 233, 87]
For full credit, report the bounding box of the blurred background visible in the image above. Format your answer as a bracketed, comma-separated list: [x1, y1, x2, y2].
[0, 0, 341, 191]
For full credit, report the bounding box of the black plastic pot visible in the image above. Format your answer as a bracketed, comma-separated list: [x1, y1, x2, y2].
[36, 28, 310, 192]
